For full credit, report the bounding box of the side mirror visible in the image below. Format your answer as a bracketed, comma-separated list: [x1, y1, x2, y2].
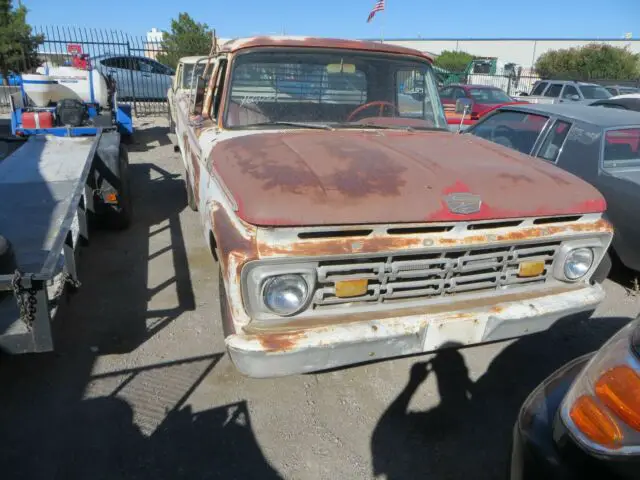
[455, 98, 473, 114]
[569, 94, 580, 101]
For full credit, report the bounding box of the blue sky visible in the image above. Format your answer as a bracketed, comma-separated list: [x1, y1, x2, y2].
[21, 0, 640, 40]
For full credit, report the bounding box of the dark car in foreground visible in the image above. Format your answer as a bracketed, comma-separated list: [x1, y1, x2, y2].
[465, 103, 640, 273]
[510, 316, 640, 479]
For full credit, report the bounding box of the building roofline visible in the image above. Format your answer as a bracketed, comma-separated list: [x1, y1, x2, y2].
[362, 37, 639, 42]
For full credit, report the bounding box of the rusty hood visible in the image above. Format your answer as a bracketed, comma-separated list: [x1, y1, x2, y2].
[211, 130, 605, 226]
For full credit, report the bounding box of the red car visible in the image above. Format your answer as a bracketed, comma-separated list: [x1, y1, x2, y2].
[440, 84, 527, 126]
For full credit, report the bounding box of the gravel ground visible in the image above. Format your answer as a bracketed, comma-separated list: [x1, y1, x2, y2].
[1, 119, 639, 480]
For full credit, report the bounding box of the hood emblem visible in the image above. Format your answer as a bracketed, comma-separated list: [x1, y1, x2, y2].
[444, 192, 482, 214]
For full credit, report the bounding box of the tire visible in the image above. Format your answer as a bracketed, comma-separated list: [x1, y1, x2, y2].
[102, 145, 133, 230]
[185, 171, 198, 211]
[592, 251, 612, 284]
[0, 235, 17, 275]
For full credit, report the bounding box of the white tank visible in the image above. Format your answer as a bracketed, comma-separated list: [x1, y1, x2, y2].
[23, 66, 109, 107]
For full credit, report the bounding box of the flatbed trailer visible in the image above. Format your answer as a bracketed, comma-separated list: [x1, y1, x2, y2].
[0, 129, 131, 353]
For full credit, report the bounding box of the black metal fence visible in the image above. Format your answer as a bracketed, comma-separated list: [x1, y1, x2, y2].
[0, 26, 172, 116]
[3, 26, 640, 117]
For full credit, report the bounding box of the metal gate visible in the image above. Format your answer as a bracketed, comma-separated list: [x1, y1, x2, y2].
[0, 26, 171, 116]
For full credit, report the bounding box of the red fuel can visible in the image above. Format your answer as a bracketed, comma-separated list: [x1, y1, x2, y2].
[22, 111, 54, 129]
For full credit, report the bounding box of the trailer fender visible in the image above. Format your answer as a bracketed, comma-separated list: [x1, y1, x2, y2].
[92, 131, 133, 230]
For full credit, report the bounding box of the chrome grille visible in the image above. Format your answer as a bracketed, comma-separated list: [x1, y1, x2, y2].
[313, 242, 560, 308]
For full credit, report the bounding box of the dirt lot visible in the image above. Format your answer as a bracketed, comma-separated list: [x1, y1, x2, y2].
[1, 120, 639, 480]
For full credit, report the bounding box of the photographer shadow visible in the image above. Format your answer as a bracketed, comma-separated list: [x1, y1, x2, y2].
[371, 312, 631, 480]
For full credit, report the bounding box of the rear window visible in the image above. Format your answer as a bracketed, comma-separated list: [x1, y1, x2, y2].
[468, 110, 549, 154]
[531, 82, 547, 95]
[603, 128, 640, 169]
[544, 84, 563, 97]
[468, 88, 512, 104]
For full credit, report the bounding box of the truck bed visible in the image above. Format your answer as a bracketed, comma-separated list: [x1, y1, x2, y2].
[0, 135, 97, 348]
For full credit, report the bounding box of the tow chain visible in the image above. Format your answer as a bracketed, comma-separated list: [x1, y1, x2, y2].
[11, 270, 38, 330]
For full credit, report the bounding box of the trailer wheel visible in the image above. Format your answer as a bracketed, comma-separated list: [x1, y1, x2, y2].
[185, 171, 198, 211]
[102, 145, 133, 230]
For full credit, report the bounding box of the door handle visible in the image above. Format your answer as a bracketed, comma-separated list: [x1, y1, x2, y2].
[141, 73, 151, 77]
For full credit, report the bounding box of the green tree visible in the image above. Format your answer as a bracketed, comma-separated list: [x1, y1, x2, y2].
[0, 0, 44, 85]
[535, 43, 640, 80]
[156, 13, 212, 69]
[434, 50, 476, 72]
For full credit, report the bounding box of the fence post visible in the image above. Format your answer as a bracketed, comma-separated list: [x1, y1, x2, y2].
[126, 38, 137, 117]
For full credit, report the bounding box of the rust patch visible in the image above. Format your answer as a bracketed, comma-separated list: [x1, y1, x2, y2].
[259, 234, 424, 258]
[212, 205, 258, 279]
[243, 284, 583, 334]
[255, 331, 306, 352]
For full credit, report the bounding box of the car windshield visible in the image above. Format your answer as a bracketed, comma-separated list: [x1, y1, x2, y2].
[223, 50, 447, 130]
[580, 85, 612, 100]
[468, 88, 512, 104]
[603, 128, 640, 169]
[467, 110, 549, 154]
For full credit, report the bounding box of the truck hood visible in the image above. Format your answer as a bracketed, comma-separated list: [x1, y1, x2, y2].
[211, 129, 605, 226]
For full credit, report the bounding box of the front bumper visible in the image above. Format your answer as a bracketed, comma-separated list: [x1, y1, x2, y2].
[226, 284, 604, 378]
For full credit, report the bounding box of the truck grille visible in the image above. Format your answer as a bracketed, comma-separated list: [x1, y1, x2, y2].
[313, 242, 560, 308]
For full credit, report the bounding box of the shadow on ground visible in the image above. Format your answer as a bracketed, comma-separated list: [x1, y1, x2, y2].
[0, 147, 281, 479]
[126, 125, 173, 153]
[371, 312, 631, 480]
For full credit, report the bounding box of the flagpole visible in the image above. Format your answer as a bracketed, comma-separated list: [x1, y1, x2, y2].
[380, 12, 384, 43]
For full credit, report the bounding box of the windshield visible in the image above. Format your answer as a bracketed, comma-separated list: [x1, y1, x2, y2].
[580, 85, 612, 100]
[223, 50, 447, 129]
[468, 88, 512, 104]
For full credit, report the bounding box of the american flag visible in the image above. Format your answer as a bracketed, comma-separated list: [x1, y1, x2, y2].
[367, 0, 385, 23]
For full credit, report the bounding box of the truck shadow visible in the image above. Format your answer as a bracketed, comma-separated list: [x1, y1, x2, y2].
[0, 352, 282, 480]
[54, 161, 195, 354]
[370, 313, 631, 480]
[0, 151, 281, 479]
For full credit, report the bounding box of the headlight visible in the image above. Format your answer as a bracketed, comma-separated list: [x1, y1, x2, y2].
[559, 318, 640, 454]
[262, 274, 309, 316]
[563, 248, 594, 280]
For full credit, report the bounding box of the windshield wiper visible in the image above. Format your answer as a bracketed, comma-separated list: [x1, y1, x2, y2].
[244, 121, 334, 130]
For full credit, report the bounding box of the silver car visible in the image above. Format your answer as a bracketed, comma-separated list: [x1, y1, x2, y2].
[92, 54, 174, 101]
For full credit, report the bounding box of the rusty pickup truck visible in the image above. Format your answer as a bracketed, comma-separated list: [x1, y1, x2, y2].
[170, 36, 613, 378]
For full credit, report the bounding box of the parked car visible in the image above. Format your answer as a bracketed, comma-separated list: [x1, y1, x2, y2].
[92, 54, 175, 101]
[590, 96, 640, 112]
[466, 103, 640, 273]
[520, 80, 612, 105]
[510, 316, 640, 479]
[604, 85, 640, 97]
[172, 36, 613, 378]
[439, 84, 526, 128]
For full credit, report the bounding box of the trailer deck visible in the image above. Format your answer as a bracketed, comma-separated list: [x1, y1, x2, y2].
[0, 135, 98, 352]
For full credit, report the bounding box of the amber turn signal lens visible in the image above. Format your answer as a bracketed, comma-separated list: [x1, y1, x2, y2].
[569, 395, 623, 448]
[335, 279, 368, 298]
[595, 365, 640, 431]
[518, 260, 545, 278]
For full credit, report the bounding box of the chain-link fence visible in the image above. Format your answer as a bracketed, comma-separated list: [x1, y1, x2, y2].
[0, 26, 175, 116]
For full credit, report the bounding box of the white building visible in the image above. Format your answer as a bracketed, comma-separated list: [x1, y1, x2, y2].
[378, 37, 640, 69]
